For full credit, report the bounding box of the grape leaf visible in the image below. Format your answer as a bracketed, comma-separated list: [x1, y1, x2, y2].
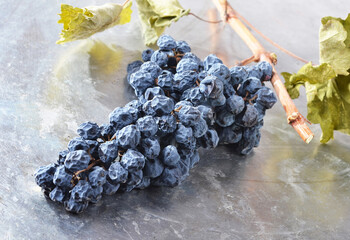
[282, 63, 336, 99]
[135, 0, 190, 46]
[57, 2, 132, 44]
[283, 65, 350, 143]
[282, 15, 350, 143]
[319, 14, 350, 75]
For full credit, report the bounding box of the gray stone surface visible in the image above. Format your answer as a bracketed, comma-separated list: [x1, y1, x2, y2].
[0, 0, 350, 239]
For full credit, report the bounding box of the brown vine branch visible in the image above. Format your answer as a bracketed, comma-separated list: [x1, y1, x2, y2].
[212, 0, 314, 143]
[237, 55, 258, 66]
[230, 8, 309, 64]
[122, 0, 131, 7]
[188, 12, 223, 24]
[73, 160, 101, 180]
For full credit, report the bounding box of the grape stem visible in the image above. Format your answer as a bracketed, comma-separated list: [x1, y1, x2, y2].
[212, 0, 314, 143]
[188, 12, 223, 24]
[237, 55, 258, 66]
[230, 8, 309, 64]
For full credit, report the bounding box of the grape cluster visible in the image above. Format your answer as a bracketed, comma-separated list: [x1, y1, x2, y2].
[34, 35, 277, 213]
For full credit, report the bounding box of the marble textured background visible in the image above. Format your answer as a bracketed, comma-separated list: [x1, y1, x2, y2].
[0, 0, 349, 239]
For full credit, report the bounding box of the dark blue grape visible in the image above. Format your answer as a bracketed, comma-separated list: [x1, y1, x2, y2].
[175, 124, 193, 145]
[199, 75, 224, 99]
[173, 71, 198, 92]
[174, 100, 193, 109]
[230, 66, 248, 85]
[217, 124, 242, 144]
[140, 61, 162, 80]
[127, 60, 143, 74]
[123, 170, 143, 192]
[49, 187, 66, 203]
[34, 164, 56, 189]
[157, 70, 173, 90]
[135, 177, 151, 189]
[176, 58, 199, 73]
[215, 108, 235, 127]
[174, 155, 190, 180]
[67, 137, 89, 152]
[257, 61, 273, 81]
[207, 63, 231, 84]
[189, 150, 200, 169]
[88, 166, 107, 187]
[254, 102, 266, 121]
[90, 185, 103, 204]
[64, 150, 90, 172]
[226, 95, 245, 115]
[127, 60, 143, 83]
[186, 88, 206, 106]
[155, 115, 177, 136]
[98, 140, 118, 165]
[176, 40, 191, 53]
[120, 149, 145, 173]
[241, 104, 259, 127]
[197, 105, 215, 126]
[103, 179, 120, 195]
[177, 105, 201, 126]
[197, 71, 207, 82]
[203, 54, 223, 71]
[130, 70, 154, 96]
[125, 99, 143, 112]
[246, 65, 263, 79]
[142, 49, 155, 62]
[143, 95, 174, 116]
[117, 125, 141, 149]
[64, 197, 89, 213]
[53, 165, 72, 189]
[108, 161, 128, 184]
[151, 50, 168, 67]
[136, 116, 158, 138]
[100, 123, 116, 140]
[144, 87, 165, 100]
[109, 106, 138, 130]
[139, 138, 160, 159]
[157, 35, 177, 50]
[197, 129, 219, 149]
[70, 180, 93, 202]
[237, 77, 262, 96]
[182, 52, 202, 65]
[256, 86, 277, 109]
[58, 150, 69, 165]
[161, 145, 180, 167]
[152, 167, 182, 187]
[192, 117, 208, 138]
[85, 140, 100, 159]
[223, 82, 236, 98]
[209, 94, 226, 107]
[143, 158, 164, 178]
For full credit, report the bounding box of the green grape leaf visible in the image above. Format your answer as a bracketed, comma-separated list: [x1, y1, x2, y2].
[283, 14, 350, 143]
[282, 63, 336, 99]
[57, 2, 132, 44]
[319, 14, 350, 75]
[283, 65, 350, 143]
[135, 0, 190, 46]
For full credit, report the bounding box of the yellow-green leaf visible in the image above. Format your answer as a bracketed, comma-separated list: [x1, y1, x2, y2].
[57, 2, 132, 44]
[135, 0, 190, 46]
[282, 63, 336, 99]
[320, 14, 350, 75]
[306, 78, 350, 143]
[283, 14, 350, 143]
[283, 65, 350, 143]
